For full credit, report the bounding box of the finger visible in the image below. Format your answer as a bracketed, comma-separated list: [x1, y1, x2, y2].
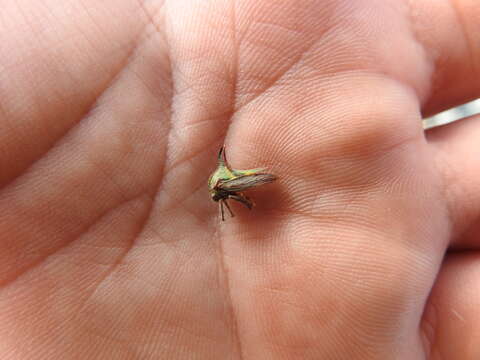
[421, 252, 480, 359]
[426, 115, 480, 248]
[410, 0, 480, 116]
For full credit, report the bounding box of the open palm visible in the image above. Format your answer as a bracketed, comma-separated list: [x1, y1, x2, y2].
[1, 1, 479, 359]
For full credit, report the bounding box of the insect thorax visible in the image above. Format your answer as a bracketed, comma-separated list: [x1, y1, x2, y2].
[211, 188, 232, 202]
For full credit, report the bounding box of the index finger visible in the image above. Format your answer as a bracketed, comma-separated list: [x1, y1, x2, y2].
[412, 0, 480, 116]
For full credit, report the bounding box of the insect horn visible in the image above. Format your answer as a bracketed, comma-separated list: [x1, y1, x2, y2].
[218, 145, 233, 170]
[218, 146, 226, 165]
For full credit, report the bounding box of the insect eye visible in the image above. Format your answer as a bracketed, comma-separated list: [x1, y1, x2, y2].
[212, 193, 221, 201]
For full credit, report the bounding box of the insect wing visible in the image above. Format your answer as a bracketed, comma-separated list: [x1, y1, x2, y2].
[217, 173, 277, 192]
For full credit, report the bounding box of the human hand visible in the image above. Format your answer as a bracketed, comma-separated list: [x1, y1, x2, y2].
[0, 1, 479, 359]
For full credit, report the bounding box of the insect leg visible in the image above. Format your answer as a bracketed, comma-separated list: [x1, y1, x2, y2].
[219, 200, 225, 221]
[223, 199, 235, 218]
[229, 193, 254, 209]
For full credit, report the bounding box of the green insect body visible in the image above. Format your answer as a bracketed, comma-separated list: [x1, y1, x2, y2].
[208, 146, 277, 221]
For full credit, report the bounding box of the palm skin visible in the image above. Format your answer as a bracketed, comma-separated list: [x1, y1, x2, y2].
[0, 0, 479, 359]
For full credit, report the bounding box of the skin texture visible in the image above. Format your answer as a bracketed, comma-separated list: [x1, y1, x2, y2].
[0, 0, 479, 359]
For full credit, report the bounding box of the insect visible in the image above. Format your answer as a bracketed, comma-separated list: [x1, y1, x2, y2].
[208, 146, 277, 221]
